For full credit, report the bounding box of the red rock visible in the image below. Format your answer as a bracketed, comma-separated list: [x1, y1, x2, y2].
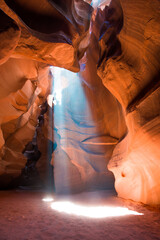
[0, 10, 20, 65]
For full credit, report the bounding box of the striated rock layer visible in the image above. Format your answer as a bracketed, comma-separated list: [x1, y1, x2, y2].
[0, 58, 51, 187]
[0, 0, 93, 187]
[0, 0, 93, 71]
[97, 0, 160, 204]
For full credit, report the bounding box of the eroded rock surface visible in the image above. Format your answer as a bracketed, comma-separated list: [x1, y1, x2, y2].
[0, 58, 51, 188]
[0, 0, 93, 71]
[97, 0, 160, 204]
[0, 0, 93, 187]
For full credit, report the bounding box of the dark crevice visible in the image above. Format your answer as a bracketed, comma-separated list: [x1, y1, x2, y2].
[97, 0, 124, 68]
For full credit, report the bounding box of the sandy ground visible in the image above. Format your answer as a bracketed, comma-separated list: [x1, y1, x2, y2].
[0, 190, 160, 240]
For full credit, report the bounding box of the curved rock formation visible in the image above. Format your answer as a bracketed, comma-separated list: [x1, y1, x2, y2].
[0, 0, 93, 71]
[0, 0, 93, 187]
[97, 0, 160, 204]
[0, 58, 51, 188]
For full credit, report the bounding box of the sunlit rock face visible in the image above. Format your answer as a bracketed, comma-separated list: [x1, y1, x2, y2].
[0, 0, 93, 71]
[0, 58, 51, 188]
[97, 0, 160, 204]
[0, 0, 93, 187]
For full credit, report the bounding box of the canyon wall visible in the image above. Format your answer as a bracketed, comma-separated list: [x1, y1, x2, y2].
[0, 57, 51, 187]
[0, 0, 92, 187]
[97, 0, 160, 204]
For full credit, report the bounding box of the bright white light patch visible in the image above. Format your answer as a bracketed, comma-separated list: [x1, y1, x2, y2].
[51, 201, 143, 218]
[91, 0, 112, 8]
[50, 67, 70, 106]
[42, 197, 54, 202]
[47, 94, 54, 108]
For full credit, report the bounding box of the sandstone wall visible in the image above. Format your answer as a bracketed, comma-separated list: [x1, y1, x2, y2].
[97, 0, 160, 204]
[0, 58, 51, 187]
[0, 0, 93, 188]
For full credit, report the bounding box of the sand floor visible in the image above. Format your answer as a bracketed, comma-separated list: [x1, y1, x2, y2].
[0, 190, 160, 240]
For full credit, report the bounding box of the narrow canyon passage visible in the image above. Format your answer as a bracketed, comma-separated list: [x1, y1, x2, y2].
[0, 0, 160, 239]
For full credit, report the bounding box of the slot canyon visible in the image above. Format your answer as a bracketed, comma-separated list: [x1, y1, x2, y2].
[0, 0, 160, 239]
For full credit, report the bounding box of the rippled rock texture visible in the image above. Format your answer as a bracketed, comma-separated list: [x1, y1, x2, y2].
[0, 58, 51, 187]
[97, 0, 160, 204]
[0, 0, 92, 71]
[0, 0, 93, 187]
